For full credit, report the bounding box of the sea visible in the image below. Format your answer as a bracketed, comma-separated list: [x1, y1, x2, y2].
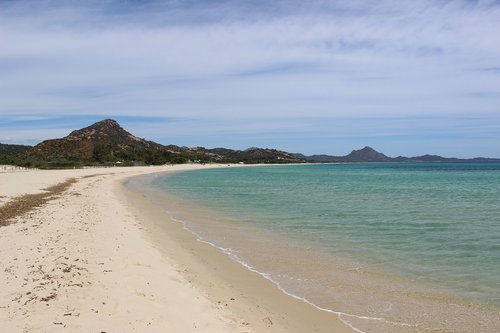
[137, 163, 500, 332]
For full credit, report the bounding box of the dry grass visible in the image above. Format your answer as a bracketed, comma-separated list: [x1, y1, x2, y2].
[0, 178, 77, 226]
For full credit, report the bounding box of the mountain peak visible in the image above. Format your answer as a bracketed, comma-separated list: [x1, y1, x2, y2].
[68, 118, 124, 138]
[346, 146, 390, 162]
[95, 118, 120, 128]
[358, 146, 377, 152]
[29, 119, 163, 164]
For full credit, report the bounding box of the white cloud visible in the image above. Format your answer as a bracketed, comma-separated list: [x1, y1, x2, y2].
[0, 0, 499, 156]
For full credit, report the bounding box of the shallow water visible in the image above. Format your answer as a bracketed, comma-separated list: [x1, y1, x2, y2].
[143, 163, 500, 332]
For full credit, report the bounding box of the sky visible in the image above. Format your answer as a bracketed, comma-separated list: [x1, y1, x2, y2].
[1, 0, 499, 158]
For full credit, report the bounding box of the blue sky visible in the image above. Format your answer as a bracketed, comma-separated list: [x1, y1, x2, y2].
[1, 0, 499, 157]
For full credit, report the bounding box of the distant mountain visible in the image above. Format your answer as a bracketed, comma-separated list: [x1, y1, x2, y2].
[24, 119, 305, 168]
[294, 146, 390, 162]
[344, 146, 391, 162]
[3, 119, 499, 168]
[296, 147, 500, 163]
[400, 155, 500, 163]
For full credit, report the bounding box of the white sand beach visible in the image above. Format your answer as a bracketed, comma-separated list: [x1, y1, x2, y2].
[0, 165, 354, 333]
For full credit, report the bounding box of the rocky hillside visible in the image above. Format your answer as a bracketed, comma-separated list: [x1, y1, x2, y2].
[194, 147, 300, 164]
[6, 119, 498, 168]
[24, 119, 305, 167]
[27, 119, 169, 166]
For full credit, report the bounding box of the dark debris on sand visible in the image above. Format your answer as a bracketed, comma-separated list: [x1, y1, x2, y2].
[0, 178, 77, 227]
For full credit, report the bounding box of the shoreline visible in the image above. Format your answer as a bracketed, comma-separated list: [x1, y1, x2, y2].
[125, 171, 378, 332]
[129, 165, 500, 333]
[121, 169, 356, 333]
[0, 164, 354, 332]
[3, 164, 498, 332]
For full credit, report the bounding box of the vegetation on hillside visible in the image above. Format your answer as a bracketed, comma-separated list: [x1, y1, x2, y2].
[5, 119, 496, 169]
[1, 120, 304, 169]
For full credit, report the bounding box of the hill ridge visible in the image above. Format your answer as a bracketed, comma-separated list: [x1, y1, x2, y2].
[23, 119, 304, 167]
[2, 119, 499, 168]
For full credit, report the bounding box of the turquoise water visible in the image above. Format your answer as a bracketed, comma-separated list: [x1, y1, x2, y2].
[148, 162, 500, 331]
[153, 163, 500, 309]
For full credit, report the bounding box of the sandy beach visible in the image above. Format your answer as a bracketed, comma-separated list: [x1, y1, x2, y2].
[0, 165, 354, 333]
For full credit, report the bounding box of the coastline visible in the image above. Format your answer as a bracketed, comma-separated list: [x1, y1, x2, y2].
[129, 165, 500, 333]
[0, 164, 354, 332]
[121, 170, 356, 333]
